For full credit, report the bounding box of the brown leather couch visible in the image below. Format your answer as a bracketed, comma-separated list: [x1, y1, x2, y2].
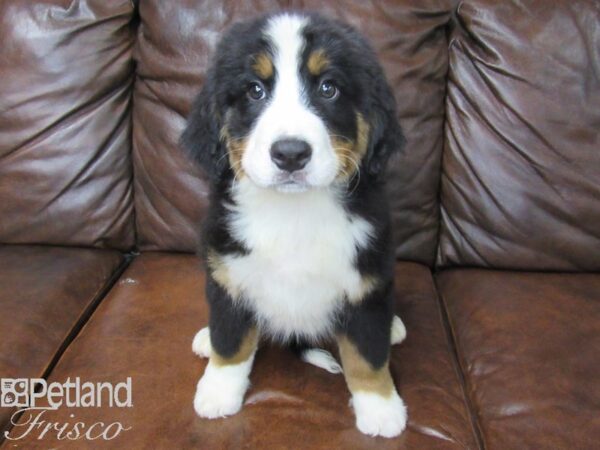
[1, 1, 598, 449]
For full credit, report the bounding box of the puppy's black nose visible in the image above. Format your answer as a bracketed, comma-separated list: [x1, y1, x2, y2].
[270, 139, 312, 172]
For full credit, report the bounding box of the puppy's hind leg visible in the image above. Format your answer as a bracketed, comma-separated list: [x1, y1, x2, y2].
[390, 315, 407, 345]
[192, 327, 212, 358]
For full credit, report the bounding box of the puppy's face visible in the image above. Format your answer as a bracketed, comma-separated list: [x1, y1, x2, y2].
[183, 13, 403, 192]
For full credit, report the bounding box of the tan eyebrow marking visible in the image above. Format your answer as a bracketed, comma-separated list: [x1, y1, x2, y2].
[251, 52, 274, 79]
[307, 49, 330, 75]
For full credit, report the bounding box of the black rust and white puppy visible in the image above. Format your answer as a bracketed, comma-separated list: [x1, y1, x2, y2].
[182, 12, 408, 438]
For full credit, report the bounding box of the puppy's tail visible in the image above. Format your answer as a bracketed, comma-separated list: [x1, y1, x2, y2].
[290, 338, 343, 374]
[290, 314, 407, 374]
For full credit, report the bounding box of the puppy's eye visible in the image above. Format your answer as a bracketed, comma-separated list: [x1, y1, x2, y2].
[318, 80, 338, 99]
[247, 82, 266, 101]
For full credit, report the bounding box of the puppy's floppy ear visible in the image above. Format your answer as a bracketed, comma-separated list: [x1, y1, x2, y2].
[180, 67, 227, 179]
[364, 68, 405, 178]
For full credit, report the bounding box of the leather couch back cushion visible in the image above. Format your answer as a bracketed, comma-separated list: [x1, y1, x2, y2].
[438, 0, 600, 270]
[132, 0, 455, 265]
[0, 0, 136, 250]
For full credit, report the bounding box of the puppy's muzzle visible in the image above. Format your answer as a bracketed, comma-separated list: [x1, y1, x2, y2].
[270, 138, 312, 173]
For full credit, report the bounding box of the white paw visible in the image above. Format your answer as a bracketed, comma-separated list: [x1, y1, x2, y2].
[300, 348, 343, 374]
[194, 378, 244, 418]
[192, 327, 211, 358]
[391, 315, 407, 345]
[352, 391, 407, 438]
[193, 359, 253, 419]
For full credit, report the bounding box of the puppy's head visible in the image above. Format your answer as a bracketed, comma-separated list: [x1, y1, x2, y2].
[182, 13, 403, 192]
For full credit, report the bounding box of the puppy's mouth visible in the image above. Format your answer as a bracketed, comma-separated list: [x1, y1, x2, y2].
[272, 171, 310, 193]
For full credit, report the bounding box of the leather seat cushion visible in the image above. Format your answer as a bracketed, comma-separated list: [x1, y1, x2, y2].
[4, 253, 479, 449]
[0, 245, 123, 433]
[436, 269, 600, 449]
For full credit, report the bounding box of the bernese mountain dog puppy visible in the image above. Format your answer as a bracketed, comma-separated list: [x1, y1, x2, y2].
[182, 12, 408, 438]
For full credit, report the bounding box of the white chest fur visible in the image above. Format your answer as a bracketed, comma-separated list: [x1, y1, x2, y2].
[222, 179, 373, 341]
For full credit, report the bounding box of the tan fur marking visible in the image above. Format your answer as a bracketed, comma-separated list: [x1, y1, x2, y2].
[332, 112, 370, 180]
[355, 113, 370, 158]
[252, 53, 274, 79]
[212, 327, 258, 366]
[206, 249, 229, 290]
[307, 49, 329, 75]
[206, 248, 244, 300]
[220, 126, 247, 179]
[337, 335, 394, 397]
[347, 275, 379, 304]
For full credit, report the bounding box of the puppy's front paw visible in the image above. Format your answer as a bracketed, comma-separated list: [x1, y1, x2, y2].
[194, 377, 244, 418]
[352, 391, 407, 438]
[193, 361, 251, 419]
[192, 327, 211, 358]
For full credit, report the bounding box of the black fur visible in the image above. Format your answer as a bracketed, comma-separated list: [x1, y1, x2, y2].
[205, 276, 255, 358]
[180, 64, 224, 180]
[182, 12, 403, 366]
[201, 176, 248, 259]
[181, 16, 272, 180]
[337, 281, 395, 369]
[300, 14, 404, 178]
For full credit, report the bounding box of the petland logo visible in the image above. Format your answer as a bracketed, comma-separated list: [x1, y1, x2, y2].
[2, 377, 133, 441]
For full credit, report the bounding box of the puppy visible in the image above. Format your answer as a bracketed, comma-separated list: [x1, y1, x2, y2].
[182, 12, 407, 438]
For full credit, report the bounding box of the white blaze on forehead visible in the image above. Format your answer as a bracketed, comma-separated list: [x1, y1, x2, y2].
[240, 14, 338, 189]
[265, 14, 308, 113]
